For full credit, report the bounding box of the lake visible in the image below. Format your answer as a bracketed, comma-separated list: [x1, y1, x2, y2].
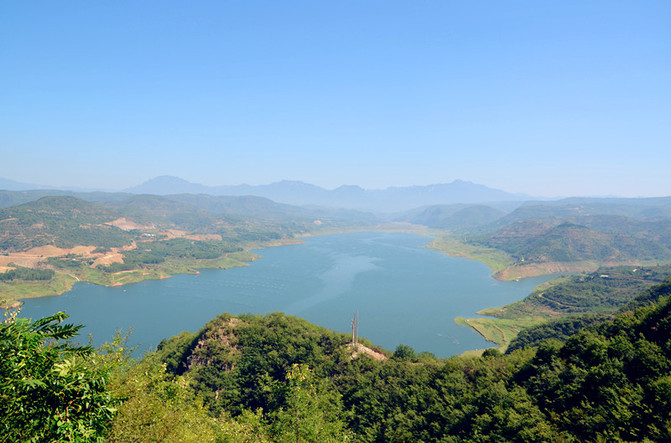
[19, 232, 552, 357]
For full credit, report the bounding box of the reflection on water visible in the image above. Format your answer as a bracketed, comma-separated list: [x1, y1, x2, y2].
[19, 232, 553, 357]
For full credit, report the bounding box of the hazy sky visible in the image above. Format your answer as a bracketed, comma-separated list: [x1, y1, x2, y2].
[1, 1, 670, 197]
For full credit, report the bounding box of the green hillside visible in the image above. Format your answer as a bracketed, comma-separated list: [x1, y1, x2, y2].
[399, 204, 506, 230]
[422, 197, 671, 280]
[462, 265, 671, 351]
[0, 196, 133, 251]
[4, 276, 671, 441]
[486, 221, 671, 263]
[495, 197, 671, 224]
[0, 194, 377, 303]
[165, 193, 379, 226]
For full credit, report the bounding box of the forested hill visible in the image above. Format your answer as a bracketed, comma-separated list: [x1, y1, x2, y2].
[507, 273, 671, 352]
[419, 197, 671, 279]
[0, 193, 378, 253]
[139, 277, 671, 441]
[0, 194, 378, 304]
[485, 219, 671, 262]
[0, 196, 133, 252]
[5, 277, 671, 441]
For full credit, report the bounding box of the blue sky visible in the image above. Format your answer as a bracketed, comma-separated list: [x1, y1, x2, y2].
[1, 1, 669, 197]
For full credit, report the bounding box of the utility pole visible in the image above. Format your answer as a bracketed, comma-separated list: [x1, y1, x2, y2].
[351, 311, 358, 345]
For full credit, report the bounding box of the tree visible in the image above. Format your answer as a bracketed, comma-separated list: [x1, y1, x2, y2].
[393, 344, 416, 360]
[271, 364, 351, 442]
[0, 311, 117, 442]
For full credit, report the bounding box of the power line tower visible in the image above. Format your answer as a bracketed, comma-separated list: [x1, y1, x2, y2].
[351, 311, 358, 345]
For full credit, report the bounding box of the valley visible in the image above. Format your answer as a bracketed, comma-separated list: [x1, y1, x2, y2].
[5, 2, 669, 439]
[4, 181, 671, 357]
[0, 191, 378, 305]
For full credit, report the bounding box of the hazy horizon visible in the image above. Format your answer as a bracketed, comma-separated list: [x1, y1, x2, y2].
[1, 173, 663, 201]
[2, 2, 669, 197]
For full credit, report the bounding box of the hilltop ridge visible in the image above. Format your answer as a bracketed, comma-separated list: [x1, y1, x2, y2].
[123, 176, 532, 212]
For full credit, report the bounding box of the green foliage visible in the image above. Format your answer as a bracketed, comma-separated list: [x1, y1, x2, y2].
[158, 312, 351, 417]
[0, 265, 54, 281]
[474, 214, 671, 265]
[339, 350, 555, 442]
[402, 204, 506, 231]
[145, 278, 671, 442]
[0, 196, 133, 251]
[507, 313, 610, 353]
[507, 273, 671, 352]
[156, 330, 198, 374]
[0, 192, 371, 300]
[6, 269, 671, 441]
[526, 266, 670, 315]
[47, 255, 91, 270]
[151, 312, 557, 441]
[0, 312, 117, 442]
[269, 364, 352, 442]
[106, 359, 220, 442]
[95, 341, 271, 443]
[95, 238, 244, 273]
[137, 237, 242, 260]
[515, 295, 671, 441]
[392, 343, 416, 360]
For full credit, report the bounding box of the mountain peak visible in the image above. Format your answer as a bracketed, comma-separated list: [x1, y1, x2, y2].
[125, 176, 208, 195]
[120, 176, 530, 211]
[0, 177, 53, 191]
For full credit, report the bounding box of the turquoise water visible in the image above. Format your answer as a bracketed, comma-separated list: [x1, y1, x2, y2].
[19, 232, 552, 357]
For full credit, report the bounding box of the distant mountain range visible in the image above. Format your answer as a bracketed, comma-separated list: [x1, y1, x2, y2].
[399, 197, 671, 278]
[0, 177, 104, 193]
[0, 192, 379, 254]
[0, 177, 52, 191]
[0, 174, 532, 213]
[123, 175, 532, 212]
[2, 183, 671, 284]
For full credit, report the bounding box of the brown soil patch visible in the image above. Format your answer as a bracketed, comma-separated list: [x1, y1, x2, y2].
[494, 260, 654, 281]
[162, 229, 187, 239]
[24, 245, 70, 257]
[189, 318, 243, 369]
[494, 261, 603, 280]
[0, 300, 22, 309]
[184, 234, 222, 241]
[23, 245, 97, 257]
[0, 245, 96, 268]
[111, 270, 137, 275]
[69, 246, 98, 255]
[348, 343, 388, 361]
[0, 243, 138, 271]
[0, 255, 41, 267]
[156, 230, 221, 241]
[92, 253, 125, 267]
[105, 218, 153, 231]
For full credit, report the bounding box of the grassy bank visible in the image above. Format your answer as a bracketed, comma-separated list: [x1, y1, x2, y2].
[0, 251, 260, 306]
[428, 235, 515, 276]
[455, 316, 546, 352]
[455, 265, 671, 351]
[0, 229, 382, 306]
[1, 273, 78, 306]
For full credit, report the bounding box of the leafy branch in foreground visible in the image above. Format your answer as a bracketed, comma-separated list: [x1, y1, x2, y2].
[0, 311, 117, 442]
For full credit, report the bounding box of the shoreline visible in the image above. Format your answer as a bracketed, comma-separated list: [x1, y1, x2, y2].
[6, 228, 596, 358]
[13, 229, 532, 359]
[2, 227, 396, 307]
[2, 247, 273, 308]
[0, 227, 568, 355]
